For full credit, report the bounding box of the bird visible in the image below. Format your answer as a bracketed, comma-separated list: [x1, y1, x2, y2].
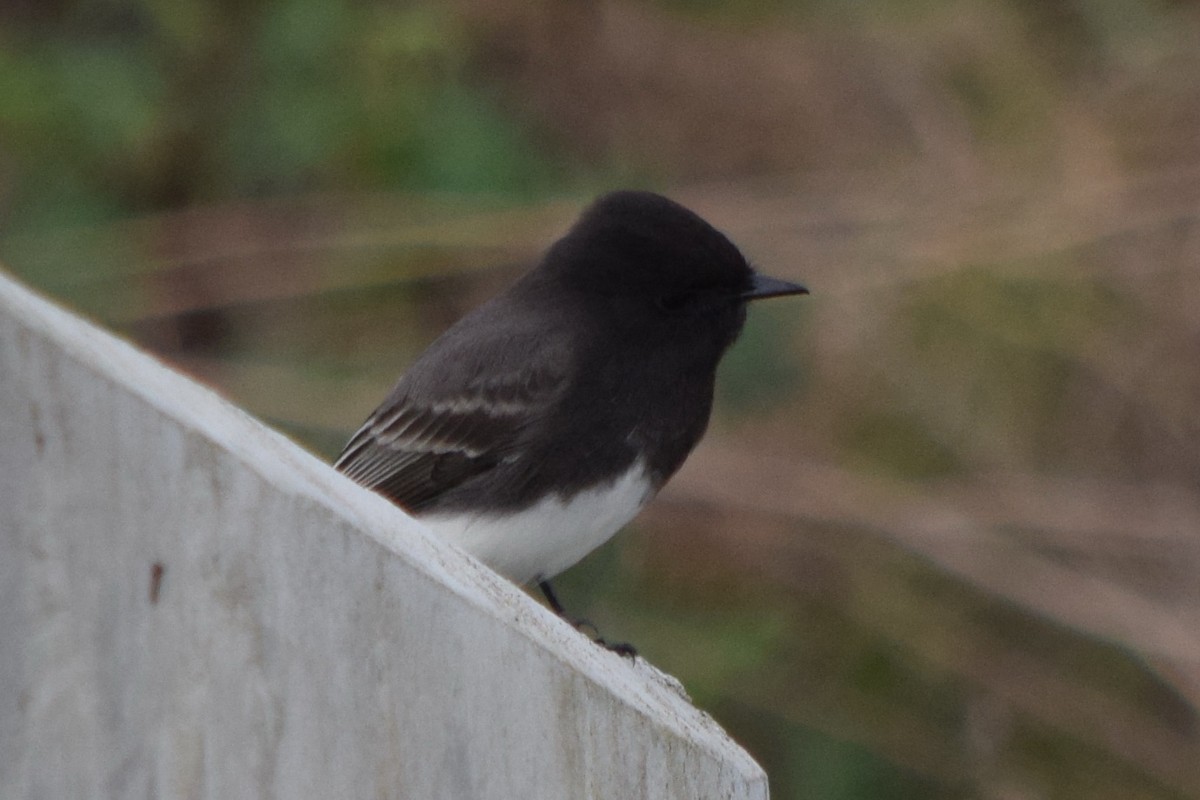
[335, 190, 807, 653]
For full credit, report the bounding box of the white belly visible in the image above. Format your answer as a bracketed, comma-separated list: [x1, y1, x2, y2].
[421, 461, 654, 585]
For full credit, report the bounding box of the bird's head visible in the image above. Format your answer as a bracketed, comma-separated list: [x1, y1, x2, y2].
[537, 190, 807, 330]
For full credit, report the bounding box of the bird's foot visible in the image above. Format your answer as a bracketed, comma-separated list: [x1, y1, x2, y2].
[593, 637, 638, 658]
[563, 617, 638, 658]
[538, 579, 637, 658]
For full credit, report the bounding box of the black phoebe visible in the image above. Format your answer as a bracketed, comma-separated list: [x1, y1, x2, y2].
[336, 190, 807, 651]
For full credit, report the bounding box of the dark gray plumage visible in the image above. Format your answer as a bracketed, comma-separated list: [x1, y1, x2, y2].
[336, 190, 807, 590]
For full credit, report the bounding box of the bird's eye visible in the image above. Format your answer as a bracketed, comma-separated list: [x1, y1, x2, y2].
[655, 292, 694, 313]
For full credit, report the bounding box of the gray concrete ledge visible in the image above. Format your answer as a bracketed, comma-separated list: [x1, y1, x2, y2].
[0, 269, 768, 799]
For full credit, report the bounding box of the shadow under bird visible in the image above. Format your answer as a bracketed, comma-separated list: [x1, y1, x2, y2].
[336, 190, 807, 654]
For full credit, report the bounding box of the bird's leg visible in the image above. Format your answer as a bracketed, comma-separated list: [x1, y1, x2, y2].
[537, 580, 637, 658]
[537, 579, 592, 630]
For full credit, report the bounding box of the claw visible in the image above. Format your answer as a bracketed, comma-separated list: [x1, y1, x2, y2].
[538, 579, 637, 658]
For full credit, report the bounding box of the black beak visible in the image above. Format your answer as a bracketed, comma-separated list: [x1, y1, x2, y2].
[741, 273, 809, 301]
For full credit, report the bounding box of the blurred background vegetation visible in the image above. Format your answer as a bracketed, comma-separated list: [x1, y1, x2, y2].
[3, 0, 1200, 796]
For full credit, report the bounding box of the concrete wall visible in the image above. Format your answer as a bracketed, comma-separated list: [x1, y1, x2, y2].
[0, 270, 768, 800]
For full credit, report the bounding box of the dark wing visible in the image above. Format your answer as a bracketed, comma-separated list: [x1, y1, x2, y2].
[334, 343, 569, 512]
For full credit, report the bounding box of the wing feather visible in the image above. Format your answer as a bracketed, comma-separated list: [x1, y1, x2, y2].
[335, 341, 569, 512]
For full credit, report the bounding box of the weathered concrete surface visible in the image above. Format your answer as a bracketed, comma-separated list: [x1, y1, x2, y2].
[0, 270, 768, 800]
